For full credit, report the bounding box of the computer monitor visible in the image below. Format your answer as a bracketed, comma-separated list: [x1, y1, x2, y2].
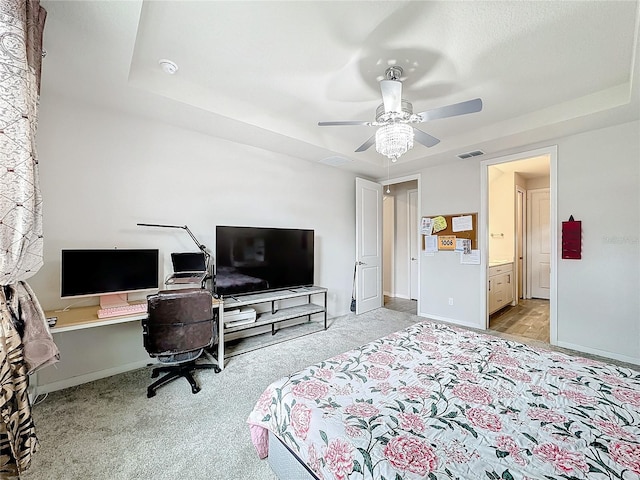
[61, 249, 159, 308]
[171, 252, 207, 273]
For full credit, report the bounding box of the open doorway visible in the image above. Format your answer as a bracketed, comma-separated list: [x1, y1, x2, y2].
[381, 178, 419, 315]
[485, 153, 552, 343]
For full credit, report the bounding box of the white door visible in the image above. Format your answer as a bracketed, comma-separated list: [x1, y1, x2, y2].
[528, 188, 550, 299]
[355, 177, 383, 314]
[408, 189, 418, 300]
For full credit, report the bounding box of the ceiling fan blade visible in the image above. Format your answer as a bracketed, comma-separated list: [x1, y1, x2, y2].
[355, 134, 376, 152]
[318, 120, 370, 126]
[380, 79, 402, 113]
[413, 128, 440, 148]
[417, 98, 483, 122]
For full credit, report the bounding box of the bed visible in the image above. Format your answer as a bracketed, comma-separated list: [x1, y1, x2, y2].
[247, 320, 640, 479]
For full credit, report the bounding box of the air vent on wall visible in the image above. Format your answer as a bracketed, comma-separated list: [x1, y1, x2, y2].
[457, 150, 485, 159]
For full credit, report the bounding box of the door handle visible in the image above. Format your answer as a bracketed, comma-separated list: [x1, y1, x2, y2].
[411, 257, 417, 261]
[356, 261, 367, 266]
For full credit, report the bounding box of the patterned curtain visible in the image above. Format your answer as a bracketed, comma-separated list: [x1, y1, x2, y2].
[0, 0, 52, 476]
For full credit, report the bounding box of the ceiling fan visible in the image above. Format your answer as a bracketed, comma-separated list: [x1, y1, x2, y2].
[318, 66, 483, 161]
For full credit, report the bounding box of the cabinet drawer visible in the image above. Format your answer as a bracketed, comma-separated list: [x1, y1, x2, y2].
[489, 263, 513, 276]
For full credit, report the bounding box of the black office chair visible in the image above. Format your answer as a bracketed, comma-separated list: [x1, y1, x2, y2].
[142, 288, 220, 398]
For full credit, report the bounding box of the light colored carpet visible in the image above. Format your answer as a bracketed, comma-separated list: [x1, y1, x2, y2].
[22, 308, 419, 480]
[22, 307, 636, 480]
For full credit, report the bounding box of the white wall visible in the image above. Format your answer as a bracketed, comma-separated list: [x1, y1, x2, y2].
[525, 175, 550, 190]
[31, 95, 357, 313]
[488, 170, 550, 265]
[419, 160, 481, 328]
[29, 94, 358, 391]
[418, 120, 640, 364]
[556, 121, 639, 362]
[488, 168, 515, 263]
[29, 94, 639, 390]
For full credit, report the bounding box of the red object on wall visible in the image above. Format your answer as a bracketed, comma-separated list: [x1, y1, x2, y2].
[562, 216, 581, 259]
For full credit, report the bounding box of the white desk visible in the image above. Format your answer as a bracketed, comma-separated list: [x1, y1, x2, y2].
[44, 290, 323, 379]
[46, 298, 223, 333]
[41, 299, 224, 393]
[38, 306, 150, 394]
[47, 304, 147, 333]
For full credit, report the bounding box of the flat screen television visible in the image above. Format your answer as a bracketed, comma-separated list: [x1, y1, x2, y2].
[61, 249, 159, 308]
[215, 226, 314, 297]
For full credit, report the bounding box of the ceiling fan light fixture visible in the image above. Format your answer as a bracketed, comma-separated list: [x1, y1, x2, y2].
[375, 123, 414, 161]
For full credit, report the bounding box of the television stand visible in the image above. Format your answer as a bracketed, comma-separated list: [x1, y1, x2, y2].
[215, 286, 327, 370]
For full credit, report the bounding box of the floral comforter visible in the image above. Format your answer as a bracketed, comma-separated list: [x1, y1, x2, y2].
[247, 321, 640, 479]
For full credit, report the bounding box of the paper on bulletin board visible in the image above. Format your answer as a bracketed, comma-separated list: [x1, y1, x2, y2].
[432, 216, 447, 233]
[460, 249, 480, 264]
[452, 215, 473, 232]
[455, 238, 471, 253]
[424, 235, 438, 254]
[420, 217, 433, 235]
[438, 235, 456, 251]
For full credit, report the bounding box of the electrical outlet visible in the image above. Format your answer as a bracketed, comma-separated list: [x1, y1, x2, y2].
[448, 298, 454, 306]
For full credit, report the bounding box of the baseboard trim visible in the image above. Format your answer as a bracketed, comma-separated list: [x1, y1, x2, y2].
[417, 312, 483, 330]
[416, 314, 639, 366]
[383, 292, 413, 300]
[36, 359, 151, 395]
[556, 341, 640, 366]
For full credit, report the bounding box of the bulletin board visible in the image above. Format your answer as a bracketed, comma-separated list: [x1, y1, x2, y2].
[421, 212, 478, 250]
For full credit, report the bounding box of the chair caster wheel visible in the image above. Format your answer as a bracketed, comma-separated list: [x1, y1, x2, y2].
[147, 389, 156, 398]
[191, 386, 201, 394]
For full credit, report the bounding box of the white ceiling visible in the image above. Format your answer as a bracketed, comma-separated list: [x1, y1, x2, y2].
[40, 1, 640, 178]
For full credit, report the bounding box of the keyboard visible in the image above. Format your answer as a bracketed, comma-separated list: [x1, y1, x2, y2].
[97, 303, 147, 319]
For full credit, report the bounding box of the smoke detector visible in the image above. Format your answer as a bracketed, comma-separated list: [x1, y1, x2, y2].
[159, 59, 178, 75]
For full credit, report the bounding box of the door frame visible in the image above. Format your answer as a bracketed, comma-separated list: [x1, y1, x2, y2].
[375, 173, 422, 314]
[480, 146, 557, 345]
[516, 186, 526, 301]
[407, 188, 419, 300]
[382, 195, 396, 298]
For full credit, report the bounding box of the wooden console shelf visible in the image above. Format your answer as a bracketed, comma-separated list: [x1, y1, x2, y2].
[216, 286, 327, 370]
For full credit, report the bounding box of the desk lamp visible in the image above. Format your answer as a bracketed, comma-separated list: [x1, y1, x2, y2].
[137, 223, 213, 288]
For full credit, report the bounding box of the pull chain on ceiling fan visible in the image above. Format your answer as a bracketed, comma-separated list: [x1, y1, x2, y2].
[385, 157, 391, 194]
[318, 66, 483, 161]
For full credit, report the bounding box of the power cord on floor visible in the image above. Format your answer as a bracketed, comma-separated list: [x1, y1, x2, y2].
[32, 392, 48, 406]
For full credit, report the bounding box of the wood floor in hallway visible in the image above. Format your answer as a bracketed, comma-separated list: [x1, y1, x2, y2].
[384, 296, 417, 315]
[384, 296, 550, 345]
[488, 298, 550, 343]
